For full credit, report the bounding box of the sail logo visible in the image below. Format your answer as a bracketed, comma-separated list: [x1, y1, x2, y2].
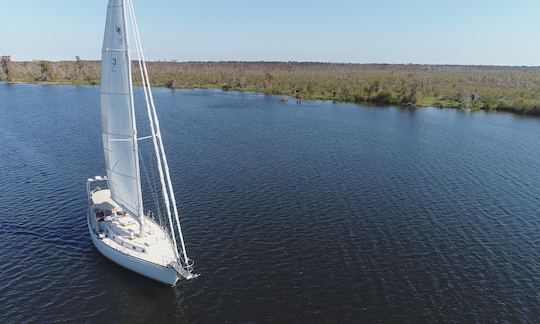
[114, 25, 123, 43]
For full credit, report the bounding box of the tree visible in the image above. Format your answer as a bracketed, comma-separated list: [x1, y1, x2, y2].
[399, 81, 417, 105]
[264, 71, 273, 89]
[457, 89, 471, 110]
[364, 80, 382, 100]
[164, 78, 176, 88]
[1, 56, 14, 82]
[38, 60, 56, 81]
[74, 56, 86, 80]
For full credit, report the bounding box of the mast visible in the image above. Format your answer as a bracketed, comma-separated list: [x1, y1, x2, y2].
[123, 0, 146, 232]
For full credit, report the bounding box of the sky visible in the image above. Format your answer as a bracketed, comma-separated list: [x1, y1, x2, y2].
[1, 0, 540, 66]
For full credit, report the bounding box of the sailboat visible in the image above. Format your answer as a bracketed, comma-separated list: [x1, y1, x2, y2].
[86, 0, 198, 285]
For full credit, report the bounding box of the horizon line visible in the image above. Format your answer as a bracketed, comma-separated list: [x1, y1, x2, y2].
[4, 58, 540, 68]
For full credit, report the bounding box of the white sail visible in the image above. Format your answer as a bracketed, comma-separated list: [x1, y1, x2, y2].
[100, 0, 143, 219]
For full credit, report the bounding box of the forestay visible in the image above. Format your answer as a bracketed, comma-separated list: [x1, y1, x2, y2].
[100, 0, 143, 220]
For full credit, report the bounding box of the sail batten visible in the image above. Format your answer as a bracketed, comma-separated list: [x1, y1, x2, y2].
[100, 0, 143, 220]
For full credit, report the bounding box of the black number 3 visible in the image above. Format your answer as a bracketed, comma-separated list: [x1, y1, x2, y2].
[112, 58, 117, 66]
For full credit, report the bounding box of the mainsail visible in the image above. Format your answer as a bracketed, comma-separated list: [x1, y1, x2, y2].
[100, 0, 143, 220]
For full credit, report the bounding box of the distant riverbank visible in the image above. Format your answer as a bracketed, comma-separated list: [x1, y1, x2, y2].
[1, 58, 540, 115]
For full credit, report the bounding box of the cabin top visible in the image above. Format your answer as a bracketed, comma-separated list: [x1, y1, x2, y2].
[91, 189, 120, 211]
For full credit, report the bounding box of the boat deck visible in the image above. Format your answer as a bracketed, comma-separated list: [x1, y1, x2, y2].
[90, 189, 178, 268]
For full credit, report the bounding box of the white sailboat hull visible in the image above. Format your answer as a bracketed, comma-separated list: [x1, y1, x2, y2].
[87, 211, 179, 286]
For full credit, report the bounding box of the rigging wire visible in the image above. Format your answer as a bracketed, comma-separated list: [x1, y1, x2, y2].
[129, 47, 161, 224]
[127, 0, 192, 269]
[126, 0, 182, 262]
[138, 141, 165, 231]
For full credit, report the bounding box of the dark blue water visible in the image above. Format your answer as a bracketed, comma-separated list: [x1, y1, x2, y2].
[0, 83, 539, 322]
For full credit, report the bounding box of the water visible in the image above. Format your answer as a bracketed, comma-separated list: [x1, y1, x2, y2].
[0, 83, 539, 322]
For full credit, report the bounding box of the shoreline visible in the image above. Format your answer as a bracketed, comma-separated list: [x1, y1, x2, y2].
[1, 60, 540, 116]
[3, 79, 540, 118]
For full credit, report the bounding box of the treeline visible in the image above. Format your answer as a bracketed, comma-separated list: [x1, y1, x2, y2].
[2, 57, 540, 115]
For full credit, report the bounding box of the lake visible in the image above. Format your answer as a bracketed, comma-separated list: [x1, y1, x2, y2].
[0, 82, 539, 322]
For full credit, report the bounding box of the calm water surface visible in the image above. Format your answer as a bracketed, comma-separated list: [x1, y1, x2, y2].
[0, 83, 539, 322]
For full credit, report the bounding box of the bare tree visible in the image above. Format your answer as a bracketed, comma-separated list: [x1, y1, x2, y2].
[38, 60, 56, 81]
[1, 56, 14, 82]
[74, 56, 86, 80]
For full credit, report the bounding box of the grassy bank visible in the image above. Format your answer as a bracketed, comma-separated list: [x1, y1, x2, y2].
[2, 58, 540, 115]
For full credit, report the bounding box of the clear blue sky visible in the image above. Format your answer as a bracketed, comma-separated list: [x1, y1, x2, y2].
[2, 0, 540, 65]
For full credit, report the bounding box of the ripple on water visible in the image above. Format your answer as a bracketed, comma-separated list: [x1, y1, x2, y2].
[0, 84, 539, 322]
